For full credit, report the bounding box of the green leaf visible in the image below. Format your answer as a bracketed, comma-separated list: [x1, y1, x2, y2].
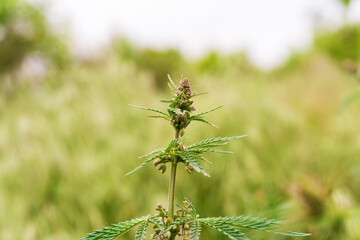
[184, 197, 197, 217]
[129, 104, 169, 117]
[147, 115, 170, 120]
[176, 197, 197, 219]
[192, 154, 213, 164]
[167, 74, 178, 91]
[156, 217, 192, 237]
[189, 220, 201, 240]
[188, 136, 247, 149]
[81, 217, 147, 240]
[125, 154, 161, 176]
[168, 107, 183, 115]
[135, 220, 148, 240]
[191, 92, 208, 97]
[190, 115, 219, 128]
[200, 216, 311, 237]
[177, 151, 210, 177]
[194, 105, 224, 116]
[138, 148, 164, 159]
[165, 138, 183, 152]
[188, 149, 233, 154]
[200, 219, 248, 240]
[149, 216, 164, 231]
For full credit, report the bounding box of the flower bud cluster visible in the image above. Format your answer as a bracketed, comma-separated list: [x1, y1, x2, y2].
[151, 203, 170, 240]
[169, 78, 195, 131]
[153, 143, 195, 173]
[170, 111, 191, 130]
[153, 157, 170, 174]
[173, 200, 194, 237]
[151, 201, 193, 239]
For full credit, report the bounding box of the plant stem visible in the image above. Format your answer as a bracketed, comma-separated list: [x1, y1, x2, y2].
[168, 129, 180, 217]
[168, 129, 180, 240]
[168, 160, 178, 219]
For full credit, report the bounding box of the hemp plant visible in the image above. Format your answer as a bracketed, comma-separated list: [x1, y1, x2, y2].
[82, 76, 309, 240]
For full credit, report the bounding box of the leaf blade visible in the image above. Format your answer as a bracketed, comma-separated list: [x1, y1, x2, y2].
[194, 105, 224, 117]
[129, 104, 169, 117]
[135, 220, 148, 240]
[188, 136, 247, 149]
[200, 219, 248, 240]
[190, 115, 219, 128]
[125, 154, 160, 176]
[81, 217, 147, 240]
[178, 151, 210, 177]
[189, 220, 201, 240]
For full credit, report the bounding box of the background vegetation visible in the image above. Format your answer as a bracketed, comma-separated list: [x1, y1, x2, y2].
[1, 0, 360, 239]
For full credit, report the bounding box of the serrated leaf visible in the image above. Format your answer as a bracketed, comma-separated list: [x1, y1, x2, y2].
[200, 220, 248, 240]
[168, 107, 183, 115]
[138, 148, 164, 159]
[165, 138, 183, 152]
[192, 154, 213, 164]
[147, 115, 170, 120]
[188, 149, 233, 154]
[135, 220, 148, 240]
[156, 217, 192, 238]
[176, 198, 197, 219]
[200, 216, 310, 237]
[126, 154, 161, 176]
[177, 151, 210, 177]
[81, 217, 147, 240]
[149, 216, 164, 231]
[191, 92, 208, 97]
[276, 231, 311, 237]
[129, 104, 169, 117]
[194, 105, 224, 117]
[188, 136, 247, 149]
[190, 115, 219, 128]
[184, 197, 197, 217]
[189, 220, 201, 240]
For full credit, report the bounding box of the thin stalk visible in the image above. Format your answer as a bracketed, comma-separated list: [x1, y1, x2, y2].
[168, 160, 177, 219]
[168, 129, 180, 240]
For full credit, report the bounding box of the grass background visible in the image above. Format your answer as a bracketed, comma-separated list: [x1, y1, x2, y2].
[1, 1, 360, 239]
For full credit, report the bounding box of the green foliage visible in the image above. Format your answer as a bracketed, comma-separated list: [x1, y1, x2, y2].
[201, 220, 248, 240]
[3, 22, 360, 240]
[189, 220, 201, 240]
[187, 136, 247, 149]
[135, 220, 148, 240]
[126, 135, 244, 176]
[338, 0, 351, 7]
[81, 217, 148, 240]
[314, 25, 360, 62]
[177, 150, 210, 177]
[85, 78, 309, 240]
[114, 40, 190, 88]
[0, 0, 69, 76]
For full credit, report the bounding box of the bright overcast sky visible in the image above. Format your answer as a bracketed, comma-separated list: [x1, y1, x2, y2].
[32, 0, 360, 69]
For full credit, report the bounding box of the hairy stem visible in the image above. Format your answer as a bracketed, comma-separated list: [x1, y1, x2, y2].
[168, 160, 178, 219]
[168, 129, 180, 240]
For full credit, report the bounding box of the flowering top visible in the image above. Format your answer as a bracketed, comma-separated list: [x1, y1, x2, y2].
[168, 78, 195, 131]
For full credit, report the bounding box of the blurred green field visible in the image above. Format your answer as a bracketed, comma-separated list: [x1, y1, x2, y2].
[1, 1, 360, 239]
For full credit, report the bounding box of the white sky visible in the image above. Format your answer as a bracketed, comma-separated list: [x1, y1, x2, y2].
[33, 0, 360, 69]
